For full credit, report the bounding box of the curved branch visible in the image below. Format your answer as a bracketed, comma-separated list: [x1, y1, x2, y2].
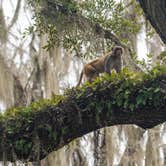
[0, 71, 165, 161]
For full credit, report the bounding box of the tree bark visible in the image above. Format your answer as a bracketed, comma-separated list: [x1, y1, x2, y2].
[0, 74, 165, 162]
[138, 0, 166, 44]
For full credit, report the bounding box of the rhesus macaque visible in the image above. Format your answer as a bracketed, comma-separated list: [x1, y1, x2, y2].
[77, 46, 123, 86]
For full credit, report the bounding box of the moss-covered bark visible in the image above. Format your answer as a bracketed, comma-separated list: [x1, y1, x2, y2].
[0, 67, 165, 162]
[138, 0, 166, 43]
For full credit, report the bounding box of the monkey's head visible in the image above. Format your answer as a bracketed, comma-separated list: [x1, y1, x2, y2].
[111, 46, 123, 57]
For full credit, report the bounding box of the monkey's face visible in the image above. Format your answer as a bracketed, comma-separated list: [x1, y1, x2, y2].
[115, 48, 123, 56]
[111, 47, 123, 57]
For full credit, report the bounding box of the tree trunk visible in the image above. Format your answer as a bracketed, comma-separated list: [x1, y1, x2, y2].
[138, 0, 166, 43]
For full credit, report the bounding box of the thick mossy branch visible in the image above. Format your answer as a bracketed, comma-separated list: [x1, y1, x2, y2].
[0, 66, 166, 161]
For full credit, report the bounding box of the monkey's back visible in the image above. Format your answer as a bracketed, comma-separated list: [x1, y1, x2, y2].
[90, 57, 105, 72]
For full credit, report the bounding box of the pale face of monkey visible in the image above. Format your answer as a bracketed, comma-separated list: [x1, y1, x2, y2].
[111, 47, 123, 57]
[115, 49, 122, 56]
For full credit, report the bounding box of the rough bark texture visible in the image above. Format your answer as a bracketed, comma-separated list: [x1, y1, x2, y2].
[0, 73, 165, 162]
[138, 0, 166, 43]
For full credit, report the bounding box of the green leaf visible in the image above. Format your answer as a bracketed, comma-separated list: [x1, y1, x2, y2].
[154, 88, 160, 93]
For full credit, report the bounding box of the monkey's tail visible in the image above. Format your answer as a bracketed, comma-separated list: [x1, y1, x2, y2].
[76, 70, 83, 87]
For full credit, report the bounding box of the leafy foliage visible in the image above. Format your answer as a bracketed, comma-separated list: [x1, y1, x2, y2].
[27, 0, 141, 58]
[4, 94, 64, 118]
[158, 51, 166, 65]
[80, 0, 140, 35]
[0, 65, 165, 161]
[75, 65, 166, 112]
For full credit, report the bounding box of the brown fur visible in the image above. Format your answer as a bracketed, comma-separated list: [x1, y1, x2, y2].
[77, 46, 123, 86]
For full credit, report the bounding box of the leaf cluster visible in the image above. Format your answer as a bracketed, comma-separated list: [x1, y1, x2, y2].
[74, 65, 166, 113]
[27, 0, 141, 58]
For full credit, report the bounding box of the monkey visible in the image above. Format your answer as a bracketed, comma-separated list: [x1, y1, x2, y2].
[76, 46, 123, 87]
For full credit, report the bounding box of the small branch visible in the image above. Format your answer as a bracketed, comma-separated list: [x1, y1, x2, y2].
[7, 0, 22, 30]
[24, 68, 35, 91]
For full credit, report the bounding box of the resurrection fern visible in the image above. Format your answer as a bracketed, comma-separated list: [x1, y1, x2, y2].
[1, 64, 165, 120]
[0, 65, 165, 161]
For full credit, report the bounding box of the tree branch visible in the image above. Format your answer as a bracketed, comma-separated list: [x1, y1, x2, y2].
[7, 0, 22, 30]
[39, 0, 141, 71]
[0, 70, 165, 161]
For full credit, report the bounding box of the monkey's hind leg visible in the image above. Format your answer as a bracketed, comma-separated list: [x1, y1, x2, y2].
[85, 65, 99, 83]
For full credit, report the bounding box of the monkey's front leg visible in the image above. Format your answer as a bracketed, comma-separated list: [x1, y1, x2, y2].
[105, 64, 111, 74]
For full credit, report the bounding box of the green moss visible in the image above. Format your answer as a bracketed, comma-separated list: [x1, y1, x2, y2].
[13, 139, 33, 158]
[76, 65, 166, 113]
[1, 65, 165, 122]
[62, 126, 70, 135]
[0, 65, 165, 160]
[4, 95, 64, 118]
